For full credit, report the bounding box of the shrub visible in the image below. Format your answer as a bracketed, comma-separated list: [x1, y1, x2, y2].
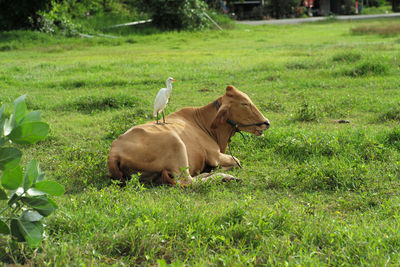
[138, 0, 209, 30]
[368, 0, 386, 7]
[33, 1, 80, 36]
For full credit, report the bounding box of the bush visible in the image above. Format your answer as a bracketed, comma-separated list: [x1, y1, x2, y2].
[33, 1, 80, 36]
[367, 0, 386, 7]
[138, 0, 209, 30]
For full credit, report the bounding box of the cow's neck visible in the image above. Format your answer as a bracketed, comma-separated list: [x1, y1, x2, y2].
[194, 101, 235, 153]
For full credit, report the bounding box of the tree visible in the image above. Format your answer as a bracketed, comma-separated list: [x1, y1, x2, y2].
[0, 0, 51, 30]
[393, 0, 400, 12]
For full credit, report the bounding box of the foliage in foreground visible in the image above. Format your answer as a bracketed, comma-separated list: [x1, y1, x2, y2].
[0, 96, 64, 254]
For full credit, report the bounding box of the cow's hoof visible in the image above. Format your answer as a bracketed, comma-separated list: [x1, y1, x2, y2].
[216, 173, 241, 182]
[222, 176, 241, 182]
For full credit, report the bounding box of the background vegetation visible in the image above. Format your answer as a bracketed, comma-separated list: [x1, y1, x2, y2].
[1, 0, 399, 32]
[1, 16, 400, 265]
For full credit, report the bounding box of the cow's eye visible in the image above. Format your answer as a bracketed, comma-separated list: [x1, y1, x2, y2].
[241, 103, 249, 107]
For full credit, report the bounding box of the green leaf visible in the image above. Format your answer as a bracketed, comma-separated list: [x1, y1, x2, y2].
[0, 219, 10, 234]
[21, 110, 42, 123]
[13, 94, 27, 124]
[36, 171, 45, 183]
[8, 122, 49, 145]
[10, 219, 24, 242]
[24, 160, 39, 190]
[0, 187, 7, 200]
[33, 181, 65, 196]
[21, 195, 57, 217]
[1, 165, 23, 190]
[0, 104, 4, 133]
[16, 218, 43, 248]
[0, 147, 21, 170]
[0, 137, 5, 146]
[3, 114, 15, 136]
[20, 210, 43, 222]
[48, 197, 58, 209]
[27, 188, 46, 196]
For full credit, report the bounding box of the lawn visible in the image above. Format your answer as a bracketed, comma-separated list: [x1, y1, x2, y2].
[1, 18, 400, 265]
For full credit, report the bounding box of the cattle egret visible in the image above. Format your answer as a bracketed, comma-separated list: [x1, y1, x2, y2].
[153, 77, 177, 124]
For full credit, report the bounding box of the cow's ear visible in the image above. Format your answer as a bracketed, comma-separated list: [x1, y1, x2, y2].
[211, 104, 230, 129]
[226, 85, 236, 97]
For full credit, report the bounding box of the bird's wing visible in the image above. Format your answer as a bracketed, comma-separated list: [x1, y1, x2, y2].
[153, 88, 168, 115]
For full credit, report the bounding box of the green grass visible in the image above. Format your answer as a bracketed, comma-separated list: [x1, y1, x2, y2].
[1, 18, 400, 265]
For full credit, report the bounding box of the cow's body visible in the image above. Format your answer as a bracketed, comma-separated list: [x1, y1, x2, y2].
[108, 86, 269, 185]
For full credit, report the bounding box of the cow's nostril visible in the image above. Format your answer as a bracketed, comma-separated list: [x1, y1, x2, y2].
[264, 120, 270, 127]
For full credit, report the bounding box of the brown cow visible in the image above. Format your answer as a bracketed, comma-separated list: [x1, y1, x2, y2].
[107, 85, 270, 185]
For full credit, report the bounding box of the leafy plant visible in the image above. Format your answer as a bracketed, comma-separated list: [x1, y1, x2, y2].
[34, 0, 80, 36]
[0, 95, 64, 249]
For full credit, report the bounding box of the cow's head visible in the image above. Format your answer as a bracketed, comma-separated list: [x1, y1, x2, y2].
[211, 85, 270, 136]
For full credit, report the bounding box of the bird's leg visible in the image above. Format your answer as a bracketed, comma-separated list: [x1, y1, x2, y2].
[156, 112, 159, 124]
[162, 111, 166, 124]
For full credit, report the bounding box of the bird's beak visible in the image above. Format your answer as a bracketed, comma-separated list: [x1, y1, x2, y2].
[173, 79, 177, 82]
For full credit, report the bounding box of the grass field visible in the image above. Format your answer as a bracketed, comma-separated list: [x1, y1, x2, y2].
[1, 18, 400, 265]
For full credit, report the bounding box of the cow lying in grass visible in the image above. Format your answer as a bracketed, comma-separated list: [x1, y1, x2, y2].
[108, 85, 270, 185]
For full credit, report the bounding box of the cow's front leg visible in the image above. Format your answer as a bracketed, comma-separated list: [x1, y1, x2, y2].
[218, 153, 240, 171]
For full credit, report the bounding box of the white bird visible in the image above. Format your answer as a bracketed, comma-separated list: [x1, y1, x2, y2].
[153, 77, 177, 124]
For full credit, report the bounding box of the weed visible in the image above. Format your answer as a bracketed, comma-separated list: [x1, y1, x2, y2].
[0, 44, 14, 51]
[292, 101, 323, 122]
[286, 61, 317, 70]
[344, 61, 388, 77]
[381, 127, 400, 150]
[379, 102, 400, 122]
[260, 99, 284, 113]
[351, 24, 400, 36]
[265, 74, 280, 81]
[332, 51, 361, 63]
[57, 95, 142, 113]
